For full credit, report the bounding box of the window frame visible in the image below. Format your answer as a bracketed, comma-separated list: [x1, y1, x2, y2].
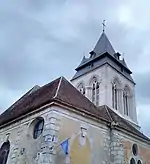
[0, 141, 10, 164]
[77, 82, 85, 95]
[130, 158, 136, 164]
[123, 86, 131, 116]
[123, 89, 129, 116]
[33, 119, 44, 139]
[92, 80, 100, 106]
[132, 144, 138, 156]
[137, 160, 142, 164]
[112, 82, 118, 110]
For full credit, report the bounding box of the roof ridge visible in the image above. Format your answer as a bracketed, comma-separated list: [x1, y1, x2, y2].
[104, 105, 114, 122]
[53, 76, 63, 99]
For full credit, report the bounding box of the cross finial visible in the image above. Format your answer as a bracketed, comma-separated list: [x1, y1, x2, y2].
[102, 20, 106, 33]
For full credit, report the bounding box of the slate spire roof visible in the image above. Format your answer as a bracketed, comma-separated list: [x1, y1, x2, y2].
[91, 32, 115, 56]
[75, 32, 132, 71]
[76, 32, 116, 70]
[71, 32, 133, 82]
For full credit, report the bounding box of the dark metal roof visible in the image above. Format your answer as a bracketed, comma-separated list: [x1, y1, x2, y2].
[120, 58, 128, 68]
[93, 32, 115, 55]
[71, 53, 134, 83]
[75, 32, 131, 71]
[76, 32, 116, 69]
[0, 77, 148, 142]
[72, 32, 133, 82]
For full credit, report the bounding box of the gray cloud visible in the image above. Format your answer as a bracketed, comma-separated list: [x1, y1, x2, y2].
[135, 72, 150, 104]
[0, 0, 150, 136]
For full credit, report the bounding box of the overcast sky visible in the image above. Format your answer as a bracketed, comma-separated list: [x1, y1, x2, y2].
[0, 0, 150, 136]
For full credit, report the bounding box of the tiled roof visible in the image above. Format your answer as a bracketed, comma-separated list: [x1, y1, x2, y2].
[0, 78, 60, 126]
[0, 77, 149, 142]
[104, 106, 150, 141]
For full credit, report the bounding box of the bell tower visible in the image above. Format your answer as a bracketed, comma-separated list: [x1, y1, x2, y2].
[71, 30, 138, 127]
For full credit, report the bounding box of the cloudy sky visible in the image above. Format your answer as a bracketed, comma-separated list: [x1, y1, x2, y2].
[0, 0, 150, 136]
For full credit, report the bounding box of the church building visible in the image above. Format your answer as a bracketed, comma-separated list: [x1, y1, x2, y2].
[0, 29, 150, 164]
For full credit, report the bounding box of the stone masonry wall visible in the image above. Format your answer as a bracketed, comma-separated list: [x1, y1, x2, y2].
[110, 130, 124, 164]
[0, 107, 61, 164]
[0, 105, 111, 164]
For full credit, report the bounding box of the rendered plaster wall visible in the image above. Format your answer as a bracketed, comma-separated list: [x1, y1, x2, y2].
[1, 104, 148, 164]
[0, 104, 112, 164]
[52, 106, 150, 164]
[109, 129, 150, 164]
[123, 137, 150, 164]
[52, 106, 111, 164]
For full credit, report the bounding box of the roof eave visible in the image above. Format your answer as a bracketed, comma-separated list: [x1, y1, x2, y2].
[114, 125, 150, 144]
[106, 53, 132, 74]
[75, 52, 108, 71]
[75, 52, 132, 74]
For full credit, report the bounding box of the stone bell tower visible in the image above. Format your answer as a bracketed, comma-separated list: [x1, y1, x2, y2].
[71, 29, 138, 127]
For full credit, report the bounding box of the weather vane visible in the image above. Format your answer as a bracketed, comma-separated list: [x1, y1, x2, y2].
[102, 20, 106, 33]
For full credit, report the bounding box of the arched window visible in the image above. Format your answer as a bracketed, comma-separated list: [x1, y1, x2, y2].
[92, 83, 95, 103]
[137, 160, 142, 164]
[92, 79, 100, 106]
[77, 83, 85, 95]
[123, 86, 131, 116]
[130, 158, 136, 164]
[33, 119, 44, 139]
[123, 88, 128, 115]
[112, 78, 122, 110]
[0, 141, 10, 164]
[112, 81, 118, 110]
[132, 144, 138, 156]
[79, 87, 85, 95]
